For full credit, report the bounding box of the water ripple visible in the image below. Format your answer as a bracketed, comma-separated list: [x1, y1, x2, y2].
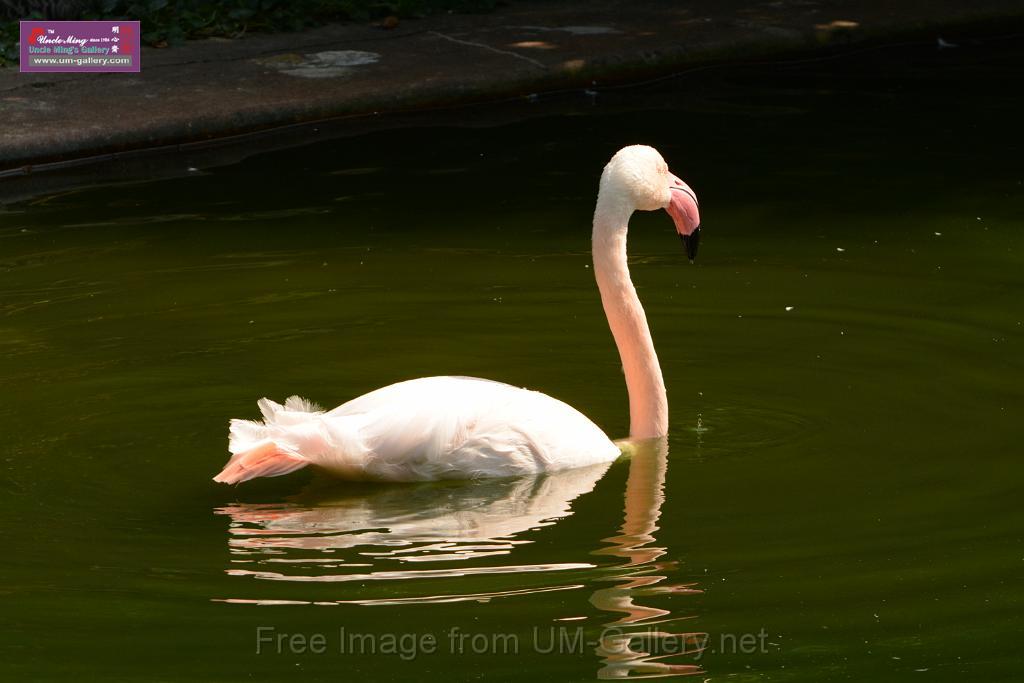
[684, 403, 817, 458]
[214, 441, 707, 678]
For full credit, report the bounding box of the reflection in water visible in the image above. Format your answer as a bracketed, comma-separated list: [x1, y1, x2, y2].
[215, 441, 704, 677]
[591, 439, 705, 678]
[216, 463, 611, 602]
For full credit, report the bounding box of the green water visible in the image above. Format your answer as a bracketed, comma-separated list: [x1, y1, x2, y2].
[2, 39, 1023, 681]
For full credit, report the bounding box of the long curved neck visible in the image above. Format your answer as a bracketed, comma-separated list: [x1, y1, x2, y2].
[592, 194, 668, 439]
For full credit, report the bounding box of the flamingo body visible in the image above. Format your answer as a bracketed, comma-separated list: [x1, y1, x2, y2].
[214, 145, 700, 485]
[217, 376, 620, 483]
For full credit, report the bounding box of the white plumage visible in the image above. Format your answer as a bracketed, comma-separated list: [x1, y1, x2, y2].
[223, 377, 619, 483]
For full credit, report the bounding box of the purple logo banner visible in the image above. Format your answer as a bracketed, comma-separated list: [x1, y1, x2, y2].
[20, 20, 140, 73]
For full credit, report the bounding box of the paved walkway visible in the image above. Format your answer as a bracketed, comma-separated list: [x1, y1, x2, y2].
[1, 0, 1021, 173]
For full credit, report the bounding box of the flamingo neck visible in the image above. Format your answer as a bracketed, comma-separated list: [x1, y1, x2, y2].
[592, 195, 668, 439]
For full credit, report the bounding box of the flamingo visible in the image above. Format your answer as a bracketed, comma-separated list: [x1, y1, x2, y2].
[213, 145, 700, 484]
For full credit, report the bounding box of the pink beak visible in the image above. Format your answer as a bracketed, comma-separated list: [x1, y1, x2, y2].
[666, 174, 701, 261]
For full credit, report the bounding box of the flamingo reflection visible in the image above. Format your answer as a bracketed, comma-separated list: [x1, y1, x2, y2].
[215, 440, 705, 676]
[590, 439, 705, 678]
[216, 463, 612, 601]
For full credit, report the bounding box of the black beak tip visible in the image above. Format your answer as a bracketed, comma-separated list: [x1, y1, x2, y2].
[680, 226, 701, 262]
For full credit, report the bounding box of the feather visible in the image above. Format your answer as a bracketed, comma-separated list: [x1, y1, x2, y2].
[228, 419, 268, 454]
[257, 397, 285, 423]
[284, 395, 322, 413]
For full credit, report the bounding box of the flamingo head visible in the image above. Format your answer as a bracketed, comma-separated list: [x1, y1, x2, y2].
[601, 145, 701, 261]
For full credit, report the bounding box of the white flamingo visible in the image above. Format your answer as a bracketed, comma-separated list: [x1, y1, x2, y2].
[213, 145, 700, 484]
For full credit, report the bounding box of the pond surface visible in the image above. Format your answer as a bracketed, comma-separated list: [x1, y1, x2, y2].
[1, 38, 1022, 682]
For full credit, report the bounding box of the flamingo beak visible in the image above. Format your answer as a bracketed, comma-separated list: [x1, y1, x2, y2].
[681, 226, 701, 262]
[666, 174, 701, 262]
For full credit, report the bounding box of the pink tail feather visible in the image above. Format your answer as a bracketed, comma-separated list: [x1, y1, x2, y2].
[213, 442, 309, 485]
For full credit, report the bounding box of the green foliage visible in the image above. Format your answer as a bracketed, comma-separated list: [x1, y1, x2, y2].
[0, 20, 16, 64]
[0, 0, 500, 66]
